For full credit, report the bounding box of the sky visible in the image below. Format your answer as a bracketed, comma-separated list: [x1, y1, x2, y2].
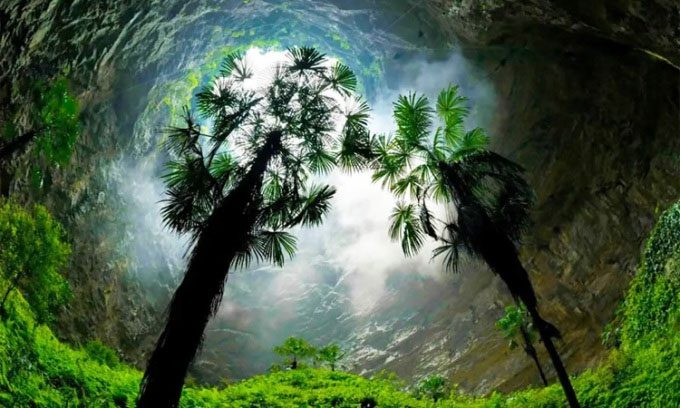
[116, 46, 497, 316]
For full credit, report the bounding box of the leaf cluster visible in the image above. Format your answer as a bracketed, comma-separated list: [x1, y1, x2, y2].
[372, 85, 534, 271]
[0, 200, 71, 323]
[161, 47, 372, 268]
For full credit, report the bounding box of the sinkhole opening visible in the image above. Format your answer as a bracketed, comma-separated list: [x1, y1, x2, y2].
[120, 32, 496, 383]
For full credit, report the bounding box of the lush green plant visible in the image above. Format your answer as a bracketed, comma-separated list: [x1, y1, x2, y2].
[622, 202, 680, 344]
[273, 336, 317, 370]
[496, 303, 547, 385]
[0, 76, 79, 167]
[317, 343, 346, 371]
[0, 199, 71, 324]
[0, 225, 679, 408]
[32, 77, 80, 166]
[84, 340, 121, 369]
[417, 375, 447, 402]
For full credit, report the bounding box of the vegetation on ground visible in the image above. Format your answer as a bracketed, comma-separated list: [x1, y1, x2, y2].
[271, 337, 347, 371]
[0, 199, 71, 323]
[1, 199, 679, 406]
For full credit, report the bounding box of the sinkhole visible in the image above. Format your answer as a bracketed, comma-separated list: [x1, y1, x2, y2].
[116, 4, 496, 386]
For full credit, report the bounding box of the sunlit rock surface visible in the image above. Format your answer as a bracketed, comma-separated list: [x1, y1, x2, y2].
[0, 0, 678, 393]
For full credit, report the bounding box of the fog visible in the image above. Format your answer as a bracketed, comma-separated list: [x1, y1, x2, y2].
[113, 45, 497, 378]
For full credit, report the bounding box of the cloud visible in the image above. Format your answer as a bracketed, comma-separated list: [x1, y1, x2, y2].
[116, 46, 496, 324]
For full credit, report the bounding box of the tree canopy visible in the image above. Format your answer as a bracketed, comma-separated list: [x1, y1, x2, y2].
[161, 47, 371, 263]
[317, 343, 346, 371]
[0, 199, 71, 323]
[273, 336, 317, 369]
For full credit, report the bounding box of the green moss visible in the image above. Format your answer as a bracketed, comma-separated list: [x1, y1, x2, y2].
[329, 31, 351, 51]
[623, 201, 680, 343]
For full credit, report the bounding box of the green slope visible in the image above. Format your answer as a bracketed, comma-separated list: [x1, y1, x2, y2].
[1, 201, 679, 407]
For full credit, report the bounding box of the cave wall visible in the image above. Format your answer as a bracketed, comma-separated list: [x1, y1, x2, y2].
[1, 0, 678, 393]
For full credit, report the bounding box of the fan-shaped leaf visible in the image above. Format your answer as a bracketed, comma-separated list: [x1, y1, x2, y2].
[389, 202, 425, 257]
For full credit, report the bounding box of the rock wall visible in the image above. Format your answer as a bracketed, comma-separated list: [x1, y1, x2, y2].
[0, 0, 678, 392]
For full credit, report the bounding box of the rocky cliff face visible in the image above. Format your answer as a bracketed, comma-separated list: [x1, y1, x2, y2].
[0, 0, 678, 394]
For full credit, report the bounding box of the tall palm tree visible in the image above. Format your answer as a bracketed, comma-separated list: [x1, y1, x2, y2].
[138, 47, 371, 407]
[372, 85, 580, 407]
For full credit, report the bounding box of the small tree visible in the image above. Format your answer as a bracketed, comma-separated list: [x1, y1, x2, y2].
[0, 200, 71, 323]
[0, 76, 79, 166]
[273, 336, 317, 369]
[496, 303, 548, 386]
[417, 375, 447, 402]
[317, 343, 345, 371]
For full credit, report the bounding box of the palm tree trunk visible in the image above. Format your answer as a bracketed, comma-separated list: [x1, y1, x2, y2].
[520, 326, 548, 386]
[440, 162, 579, 406]
[453, 203, 578, 402]
[528, 306, 580, 407]
[0, 129, 37, 163]
[497, 255, 580, 406]
[137, 131, 282, 408]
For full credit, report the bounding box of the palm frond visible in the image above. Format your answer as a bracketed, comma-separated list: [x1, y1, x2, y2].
[209, 152, 238, 182]
[337, 110, 372, 172]
[287, 184, 336, 228]
[231, 233, 259, 270]
[344, 98, 370, 129]
[450, 127, 488, 160]
[254, 230, 298, 267]
[371, 136, 411, 187]
[306, 147, 336, 174]
[432, 222, 467, 273]
[287, 47, 327, 75]
[455, 151, 534, 242]
[436, 85, 469, 127]
[262, 171, 283, 202]
[164, 107, 201, 156]
[419, 203, 438, 240]
[393, 93, 432, 149]
[391, 174, 421, 198]
[372, 152, 407, 188]
[195, 83, 237, 118]
[328, 62, 357, 95]
[431, 175, 451, 203]
[389, 202, 425, 257]
[219, 51, 246, 78]
[160, 187, 196, 233]
[162, 160, 190, 189]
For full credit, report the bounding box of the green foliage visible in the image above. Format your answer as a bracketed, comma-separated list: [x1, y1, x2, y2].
[373, 85, 533, 265]
[317, 343, 346, 371]
[1, 201, 679, 406]
[622, 201, 680, 344]
[417, 375, 447, 402]
[502, 200, 680, 407]
[161, 48, 371, 269]
[0, 200, 71, 323]
[84, 340, 121, 369]
[1, 76, 80, 190]
[32, 77, 80, 166]
[495, 303, 537, 350]
[273, 336, 317, 369]
[0, 278, 141, 407]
